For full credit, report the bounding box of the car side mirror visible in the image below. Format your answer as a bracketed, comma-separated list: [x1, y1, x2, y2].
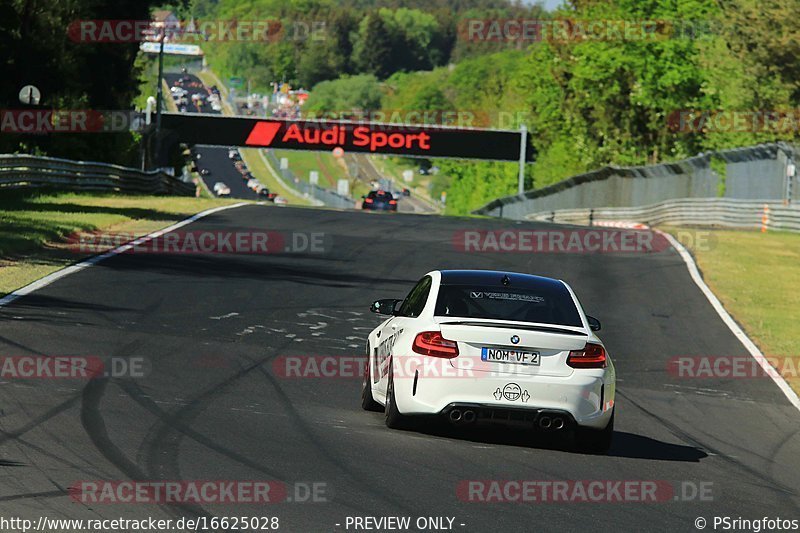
[361, 195, 366, 199]
[586, 315, 601, 331]
[371, 298, 402, 316]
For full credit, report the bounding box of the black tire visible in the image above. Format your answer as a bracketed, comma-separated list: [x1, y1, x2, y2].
[384, 369, 409, 429]
[574, 410, 614, 455]
[361, 352, 382, 412]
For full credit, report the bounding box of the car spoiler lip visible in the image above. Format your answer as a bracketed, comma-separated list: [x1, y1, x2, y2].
[437, 320, 588, 337]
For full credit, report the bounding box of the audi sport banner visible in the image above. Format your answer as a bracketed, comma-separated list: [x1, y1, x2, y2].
[161, 113, 536, 162]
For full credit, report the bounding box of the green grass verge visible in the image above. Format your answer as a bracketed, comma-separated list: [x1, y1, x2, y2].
[272, 149, 348, 188]
[671, 228, 800, 393]
[0, 191, 243, 297]
[240, 149, 314, 206]
[370, 156, 436, 202]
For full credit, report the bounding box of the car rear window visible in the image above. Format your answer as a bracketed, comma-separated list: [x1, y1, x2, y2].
[370, 191, 393, 200]
[434, 284, 582, 327]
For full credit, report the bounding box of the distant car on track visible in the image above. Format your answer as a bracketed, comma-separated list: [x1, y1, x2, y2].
[361, 190, 397, 211]
[361, 270, 616, 454]
[212, 182, 230, 196]
[258, 188, 277, 200]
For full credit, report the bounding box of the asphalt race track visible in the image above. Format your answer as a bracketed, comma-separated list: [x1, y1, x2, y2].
[163, 72, 261, 201]
[0, 205, 798, 531]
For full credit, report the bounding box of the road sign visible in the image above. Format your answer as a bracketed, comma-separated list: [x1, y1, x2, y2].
[140, 42, 203, 56]
[160, 113, 536, 162]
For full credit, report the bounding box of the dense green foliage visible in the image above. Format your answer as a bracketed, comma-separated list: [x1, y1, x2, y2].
[302, 0, 800, 214]
[188, 0, 542, 90]
[5, 0, 799, 215]
[0, 0, 179, 165]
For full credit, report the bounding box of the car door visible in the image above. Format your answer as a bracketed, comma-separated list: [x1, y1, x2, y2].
[375, 276, 433, 397]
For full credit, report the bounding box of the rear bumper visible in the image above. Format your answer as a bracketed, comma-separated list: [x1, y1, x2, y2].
[391, 363, 615, 429]
[441, 403, 576, 431]
[362, 203, 397, 211]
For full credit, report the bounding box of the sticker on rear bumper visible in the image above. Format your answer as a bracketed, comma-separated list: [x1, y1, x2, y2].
[493, 382, 530, 402]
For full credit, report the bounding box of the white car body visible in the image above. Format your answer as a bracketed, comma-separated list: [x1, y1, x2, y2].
[362, 270, 616, 451]
[247, 178, 260, 190]
[212, 182, 230, 196]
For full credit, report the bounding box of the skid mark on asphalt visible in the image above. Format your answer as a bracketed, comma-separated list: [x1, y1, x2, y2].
[252, 364, 419, 516]
[117, 358, 292, 482]
[80, 377, 210, 521]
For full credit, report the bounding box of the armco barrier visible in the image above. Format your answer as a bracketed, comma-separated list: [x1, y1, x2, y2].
[0, 154, 195, 196]
[474, 142, 797, 219]
[527, 198, 800, 233]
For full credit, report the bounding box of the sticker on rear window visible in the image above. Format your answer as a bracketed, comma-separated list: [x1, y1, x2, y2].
[468, 291, 545, 303]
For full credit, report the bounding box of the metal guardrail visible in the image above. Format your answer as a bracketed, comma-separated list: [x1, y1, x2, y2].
[527, 198, 800, 232]
[473, 142, 797, 219]
[0, 154, 195, 196]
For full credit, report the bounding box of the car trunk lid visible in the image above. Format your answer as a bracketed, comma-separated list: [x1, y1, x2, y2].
[436, 318, 588, 377]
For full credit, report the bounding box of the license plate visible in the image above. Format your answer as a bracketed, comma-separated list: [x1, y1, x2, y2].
[481, 347, 540, 365]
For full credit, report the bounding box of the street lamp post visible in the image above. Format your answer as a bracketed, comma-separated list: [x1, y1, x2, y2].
[153, 27, 166, 168]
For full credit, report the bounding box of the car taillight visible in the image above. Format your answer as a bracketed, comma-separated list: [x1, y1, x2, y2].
[389, 200, 397, 205]
[567, 343, 607, 369]
[412, 331, 459, 358]
[365, 198, 373, 203]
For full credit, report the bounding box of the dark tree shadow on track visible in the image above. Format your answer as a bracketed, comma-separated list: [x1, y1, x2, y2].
[396, 418, 708, 462]
[95, 252, 416, 288]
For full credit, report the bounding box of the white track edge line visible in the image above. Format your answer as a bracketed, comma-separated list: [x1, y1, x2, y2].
[0, 202, 249, 308]
[657, 229, 800, 413]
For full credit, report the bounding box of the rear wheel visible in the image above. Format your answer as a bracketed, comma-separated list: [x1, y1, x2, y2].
[384, 370, 409, 429]
[574, 410, 614, 455]
[360, 352, 382, 412]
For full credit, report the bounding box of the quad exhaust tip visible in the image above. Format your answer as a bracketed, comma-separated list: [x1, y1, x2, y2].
[449, 409, 462, 423]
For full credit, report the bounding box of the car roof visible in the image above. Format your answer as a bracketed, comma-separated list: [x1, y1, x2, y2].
[438, 270, 565, 290]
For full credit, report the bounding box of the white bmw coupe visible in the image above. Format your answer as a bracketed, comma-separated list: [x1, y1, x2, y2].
[361, 270, 616, 454]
